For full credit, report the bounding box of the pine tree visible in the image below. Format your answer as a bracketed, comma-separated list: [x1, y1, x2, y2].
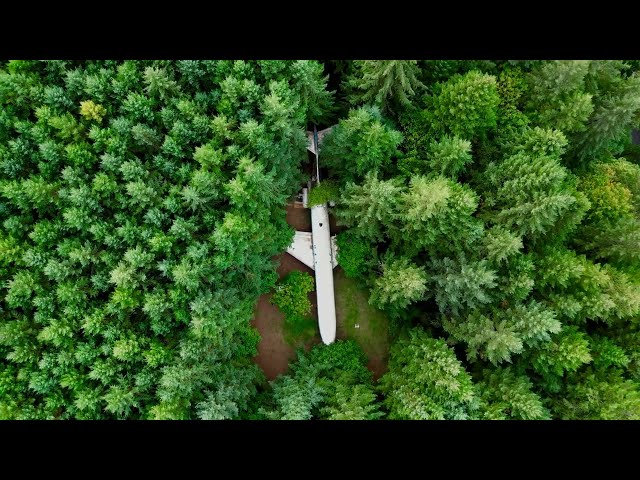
[429, 257, 497, 316]
[259, 340, 380, 420]
[426, 70, 500, 140]
[443, 301, 561, 365]
[370, 256, 428, 311]
[321, 383, 384, 420]
[399, 175, 483, 255]
[478, 367, 551, 420]
[346, 60, 425, 114]
[427, 135, 473, 178]
[320, 105, 403, 182]
[482, 127, 583, 240]
[288, 60, 334, 123]
[337, 172, 404, 242]
[482, 226, 523, 265]
[571, 65, 640, 165]
[526, 60, 593, 134]
[530, 326, 592, 378]
[551, 370, 640, 420]
[380, 329, 480, 420]
[574, 158, 640, 265]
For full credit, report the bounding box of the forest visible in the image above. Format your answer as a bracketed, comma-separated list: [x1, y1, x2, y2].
[0, 59, 639, 420]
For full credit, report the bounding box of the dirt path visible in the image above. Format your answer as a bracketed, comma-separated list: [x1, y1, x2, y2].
[250, 294, 291, 380]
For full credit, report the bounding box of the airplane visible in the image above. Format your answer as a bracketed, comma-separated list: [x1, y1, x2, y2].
[285, 126, 338, 345]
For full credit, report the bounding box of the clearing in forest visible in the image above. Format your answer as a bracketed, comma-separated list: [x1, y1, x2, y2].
[334, 268, 390, 380]
[252, 204, 390, 381]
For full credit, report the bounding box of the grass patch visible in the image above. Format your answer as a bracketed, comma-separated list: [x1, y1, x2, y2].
[282, 314, 318, 349]
[334, 268, 389, 367]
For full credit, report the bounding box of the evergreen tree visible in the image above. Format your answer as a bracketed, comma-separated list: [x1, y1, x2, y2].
[380, 329, 480, 420]
[337, 172, 403, 242]
[320, 105, 403, 182]
[399, 175, 483, 255]
[346, 60, 425, 114]
[526, 60, 594, 135]
[443, 301, 561, 365]
[426, 135, 473, 178]
[478, 367, 551, 420]
[370, 256, 428, 311]
[482, 127, 584, 241]
[429, 257, 497, 316]
[426, 70, 500, 140]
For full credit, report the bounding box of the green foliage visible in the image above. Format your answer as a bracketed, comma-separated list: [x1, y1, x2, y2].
[380, 329, 480, 419]
[270, 271, 314, 324]
[443, 301, 561, 365]
[551, 370, 640, 420]
[426, 70, 500, 140]
[2, 59, 640, 421]
[531, 326, 592, 378]
[478, 367, 550, 420]
[307, 180, 339, 207]
[370, 256, 428, 311]
[337, 172, 403, 242]
[346, 60, 425, 114]
[429, 257, 496, 316]
[79, 100, 106, 123]
[399, 175, 483, 255]
[534, 247, 640, 324]
[270, 270, 317, 346]
[321, 383, 384, 420]
[482, 127, 585, 241]
[526, 60, 594, 135]
[590, 336, 629, 370]
[574, 158, 640, 265]
[570, 63, 640, 165]
[335, 231, 373, 280]
[427, 135, 473, 178]
[482, 226, 523, 265]
[0, 60, 323, 419]
[259, 340, 382, 420]
[320, 105, 403, 182]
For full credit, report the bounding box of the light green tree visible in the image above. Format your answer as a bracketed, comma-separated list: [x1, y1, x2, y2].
[337, 172, 403, 242]
[399, 175, 483, 255]
[427, 135, 473, 178]
[370, 256, 428, 310]
[379, 329, 480, 420]
[427, 70, 500, 139]
[443, 301, 561, 365]
[429, 257, 497, 316]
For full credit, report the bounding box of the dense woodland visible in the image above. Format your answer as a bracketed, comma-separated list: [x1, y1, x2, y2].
[0, 60, 639, 419]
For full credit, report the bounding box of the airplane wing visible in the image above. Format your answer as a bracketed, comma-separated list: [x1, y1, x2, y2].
[306, 126, 335, 155]
[287, 231, 315, 270]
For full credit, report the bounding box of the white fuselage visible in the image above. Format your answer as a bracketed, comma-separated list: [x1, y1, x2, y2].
[310, 204, 337, 344]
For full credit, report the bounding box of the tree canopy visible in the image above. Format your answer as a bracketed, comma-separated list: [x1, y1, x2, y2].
[2, 59, 640, 420]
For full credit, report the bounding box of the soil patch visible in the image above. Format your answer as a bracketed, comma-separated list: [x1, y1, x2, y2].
[251, 252, 321, 380]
